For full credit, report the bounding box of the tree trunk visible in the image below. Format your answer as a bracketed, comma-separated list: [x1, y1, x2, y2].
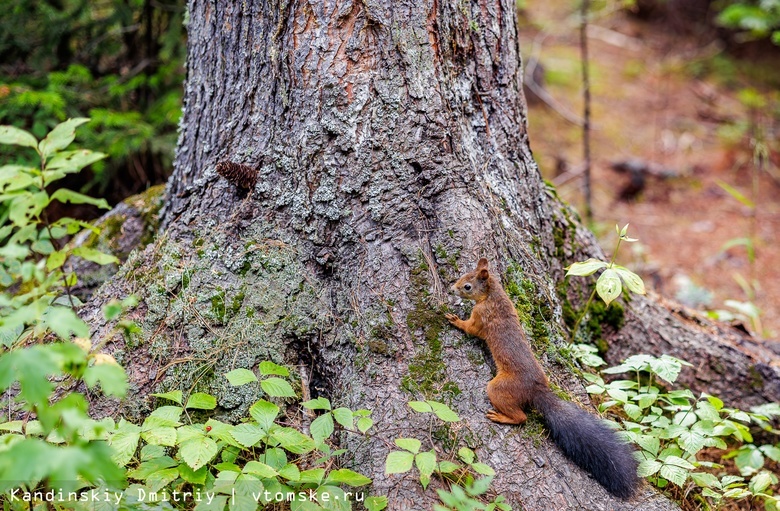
[82, 0, 779, 509]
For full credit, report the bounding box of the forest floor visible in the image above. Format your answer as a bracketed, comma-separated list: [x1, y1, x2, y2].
[517, 3, 780, 346]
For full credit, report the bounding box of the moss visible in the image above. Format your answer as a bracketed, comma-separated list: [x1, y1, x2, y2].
[432, 423, 459, 452]
[583, 300, 625, 343]
[558, 275, 625, 352]
[211, 288, 227, 324]
[519, 412, 547, 446]
[400, 256, 456, 400]
[230, 289, 246, 317]
[504, 263, 554, 354]
[367, 340, 392, 356]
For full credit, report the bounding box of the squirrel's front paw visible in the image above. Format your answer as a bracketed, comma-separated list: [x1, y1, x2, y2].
[444, 313, 459, 324]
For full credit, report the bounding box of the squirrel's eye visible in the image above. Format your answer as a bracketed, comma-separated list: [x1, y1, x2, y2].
[464, 284, 472, 291]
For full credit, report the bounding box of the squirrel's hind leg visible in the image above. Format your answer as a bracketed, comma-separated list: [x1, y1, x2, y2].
[486, 374, 527, 425]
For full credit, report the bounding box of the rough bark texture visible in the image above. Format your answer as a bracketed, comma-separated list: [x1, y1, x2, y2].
[81, 1, 780, 510]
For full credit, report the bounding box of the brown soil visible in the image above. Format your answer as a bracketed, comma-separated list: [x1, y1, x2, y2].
[517, 3, 780, 344]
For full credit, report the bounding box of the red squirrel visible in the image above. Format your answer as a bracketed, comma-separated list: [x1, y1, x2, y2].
[446, 258, 639, 499]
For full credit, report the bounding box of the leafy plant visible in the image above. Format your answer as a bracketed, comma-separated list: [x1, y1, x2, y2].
[0, 118, 129, 494]
[564, 223, 646, 340]
[0, 0, 186, 198]
[716, 0, 780, 44]
[384, 401, 510, 510]
[585, 354, 780, 509]
[109, 364, 381, 511]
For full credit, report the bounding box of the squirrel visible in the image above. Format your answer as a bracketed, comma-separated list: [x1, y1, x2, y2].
[445, 258, 639, 499]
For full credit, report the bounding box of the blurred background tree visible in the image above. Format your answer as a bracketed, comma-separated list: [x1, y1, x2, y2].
[0, 0, 186, 218]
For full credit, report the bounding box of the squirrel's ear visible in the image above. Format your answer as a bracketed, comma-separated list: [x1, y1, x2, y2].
[477, 268, 489, 280]
[477, 258, 489, 270]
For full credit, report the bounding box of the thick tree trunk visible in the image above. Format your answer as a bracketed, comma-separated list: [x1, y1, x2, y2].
[82, 1, 779, 509]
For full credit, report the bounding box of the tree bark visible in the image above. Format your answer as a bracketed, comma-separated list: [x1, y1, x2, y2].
[82, 0, 779, 509]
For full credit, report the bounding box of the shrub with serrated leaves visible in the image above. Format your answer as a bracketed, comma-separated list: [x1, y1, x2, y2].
[384, 401, 511, 511]
[586, 354, 780, 509]
[0, 119, 130, 494]
[105, 363, 385, 511]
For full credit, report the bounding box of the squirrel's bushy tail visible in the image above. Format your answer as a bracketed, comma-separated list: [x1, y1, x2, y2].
[533, 390, 639, 499]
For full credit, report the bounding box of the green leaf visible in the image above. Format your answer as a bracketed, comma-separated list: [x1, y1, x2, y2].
[649, 355, 687, 383]
[177, 425, 205, 444]
[750, 471, 775, 494]
[596, 268, 622, 306]
[41, 306, 90, 340]
[565, 258, 608, 277]
[147, 406, 183, 425]
[636, 435, 661, 456]
[46, 149, 106, 173]
[385, 450, 415, 474]
[437, 460, 461, 473]
[243, 461, 278, 478]
[428, 401, 461, 422]
[179, 436, 219, 471]
[9, 191, 48, 225]
[760, 445, 780, 463]
[415, 450, 437, 481]
[0, 125, 38, 148]
[678, 430, 706, 455]
[613, 266, 646, 295]
[83, 364, 128, 397]
[637, 459, 663, 477]
[357, 417, 373, 433]
[109, 420, 141, 466]
[408, 401, 433, 413]
[458, 447, 475, 464]
[735, 446, 764, 475]
[302, 397, 331, 410]
[179, 462, 209, 485]
[331, 407, 354, 429]
[472, 462, 496, 476]
[186, 392, 217, 410]
[270, 427, 316, 454]
[195, 495, 228, 511]
[49, 188, 110, 209]
[230, 424, 266, 447]
[660, 464, 689, 487]
[365, 496, 388, 511]
[150, 390, 183, 405]
[690, 472, 720, 488]
[263, 447, 287, 469]
[324, 468, 372, 487]
[261, 377, 296, 397]
[395, 438, 421, 454]
[249, 399, 280, 430]
[38, 118, 90, 158]
[205, 419, 239, 446]
[310, 413, 335, 443]
[141, 427, 177, 446]
[72, 246, 119, 265]
[140, 444, 166, 461]
[299, 468, 326, 484]
[277, 463, 301, 481]
[225, 368, 258, 386]
[259, 361, 290, 376]
[127, 455, 177, 479]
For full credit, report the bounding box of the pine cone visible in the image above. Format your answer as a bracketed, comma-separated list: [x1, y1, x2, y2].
[215, 161, 258, 189]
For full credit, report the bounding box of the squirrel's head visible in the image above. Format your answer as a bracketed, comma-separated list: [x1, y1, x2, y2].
[451, 258, 491, 301]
